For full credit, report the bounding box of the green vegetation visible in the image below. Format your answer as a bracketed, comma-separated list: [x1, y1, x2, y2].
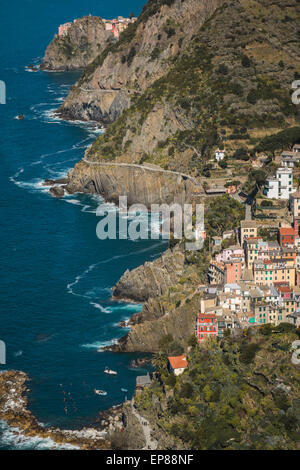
[205, 195, 244, 237]
[136, 327, 300, 449]
[255, 127, 300, 157]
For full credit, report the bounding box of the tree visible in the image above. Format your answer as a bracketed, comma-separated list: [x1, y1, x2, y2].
[247, 89, 258, 105]
[233, 147, 249, 161]
[219, 159, 228, 169]
[158, 334, 174, 353]
[187, 335, 198, 348]
[241, 54, 251, 67]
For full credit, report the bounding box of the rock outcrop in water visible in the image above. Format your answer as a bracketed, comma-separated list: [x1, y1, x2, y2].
[40, 16, 114, 71]
[0, 370, 114, 450]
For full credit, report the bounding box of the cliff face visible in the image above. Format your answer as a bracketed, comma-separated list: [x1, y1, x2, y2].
[58, 0, 225, 121]
[116, 293, 200, 353]
[64, 0, 300, 173]
[113, 246, 185, 303]
[66, 160, 199, 208]
[41, 16, 114, 71]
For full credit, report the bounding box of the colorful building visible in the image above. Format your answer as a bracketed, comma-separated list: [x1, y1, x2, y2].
[195, 313, 218, 343]
[278, 227, 295, 247]
[253, 259, 295, 287]
[240, 220, 258, 246]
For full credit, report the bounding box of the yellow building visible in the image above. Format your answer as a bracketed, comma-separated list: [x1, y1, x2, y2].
[253, 259, 295, 287]
[240, 220, 258, 246]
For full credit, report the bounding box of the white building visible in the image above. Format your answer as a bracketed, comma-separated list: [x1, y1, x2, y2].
[265, 167, 295, 200]
[168, 355, 188, 376]
[215, 149, 226, 161]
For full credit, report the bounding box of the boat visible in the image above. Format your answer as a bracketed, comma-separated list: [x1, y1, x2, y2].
[121, 388, 128, 393]
[104, 367, 117, 375]
[17, 115, 24, 120]
[94, 389, 107, 396]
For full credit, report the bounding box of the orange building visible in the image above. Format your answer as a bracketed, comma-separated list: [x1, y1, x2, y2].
[279, 227, 295, 247]
[195, 313, 218, 343]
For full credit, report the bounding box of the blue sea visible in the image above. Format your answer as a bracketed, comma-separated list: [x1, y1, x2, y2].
[0, 0, 167, 449]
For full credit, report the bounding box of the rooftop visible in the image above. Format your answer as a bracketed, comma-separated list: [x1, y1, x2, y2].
[168, 355, 188, 370]
[279, 227, 295, 236]
[241, 220, 258, 228]
[136, 373, 152, 387]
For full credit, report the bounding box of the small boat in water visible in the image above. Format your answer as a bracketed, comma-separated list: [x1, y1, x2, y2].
[16, 115, 24, 120]
[121, 388, 128, 393]
[94, 389, 107, 396]
[104, 367, 117, 375]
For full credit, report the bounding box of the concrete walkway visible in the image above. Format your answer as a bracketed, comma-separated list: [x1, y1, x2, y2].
[131, 402, 157, 450]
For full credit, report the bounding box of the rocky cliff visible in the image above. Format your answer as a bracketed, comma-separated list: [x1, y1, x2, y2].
[57, 0, 225, 121]
[65, 159, 200, 207]
[116, 292, 201, 353]
[60, 0, 300, 174]
[113, 245, 185, 302]
[40, 16, 114, 71]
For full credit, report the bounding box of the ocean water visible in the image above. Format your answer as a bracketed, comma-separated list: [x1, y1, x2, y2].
[0, 0, 167, 449]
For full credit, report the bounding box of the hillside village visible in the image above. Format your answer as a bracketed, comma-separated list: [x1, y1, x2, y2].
[195, 144, 300, 345]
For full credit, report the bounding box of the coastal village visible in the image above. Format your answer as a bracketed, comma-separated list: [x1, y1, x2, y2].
[58, 15, 136, 40]
[193, 143, 300, 347]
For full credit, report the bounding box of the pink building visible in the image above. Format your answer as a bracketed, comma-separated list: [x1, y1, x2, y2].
[58, 22, 72, 37]
[216, 247, 244, 263]
[224, 259, 243, 284]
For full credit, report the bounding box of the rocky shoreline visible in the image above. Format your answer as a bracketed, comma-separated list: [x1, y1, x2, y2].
[0, 370, 128, 450]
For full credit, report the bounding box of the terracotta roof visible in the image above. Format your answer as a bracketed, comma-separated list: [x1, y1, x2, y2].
[277, 285, 292, 293]
[168, 355, 188, 370]
[198, 313, 217, 320]
[279, 228, 295, 236]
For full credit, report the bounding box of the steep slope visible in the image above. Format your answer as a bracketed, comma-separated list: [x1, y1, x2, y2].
[40, 16, 114, 71]
[135, 326, 300, 450]
[58, 0, 225, 121]
[66, 0, 300, 178]
[112, 245, 186, 302]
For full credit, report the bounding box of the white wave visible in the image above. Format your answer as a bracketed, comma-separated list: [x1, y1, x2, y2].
[109, 303, 143, 312]
[65, 199, 83, 206]
[67, 243, 165, 300]
[90, 302, 112, 314]
[81, 338, 118, 350]
[0, 421, 79, 450]
[13, 351, 23, 358]
[9, 169, 50, 193]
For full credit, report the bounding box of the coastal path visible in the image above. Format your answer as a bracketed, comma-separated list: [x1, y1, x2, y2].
[130, 402, 157, 450]
[82, 157, 202, 189]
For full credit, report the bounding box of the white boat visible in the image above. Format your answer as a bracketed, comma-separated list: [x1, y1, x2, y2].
[121, 388, 128, 393]
[94, 389, 107, 396]
[104, 367, 117, 375]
